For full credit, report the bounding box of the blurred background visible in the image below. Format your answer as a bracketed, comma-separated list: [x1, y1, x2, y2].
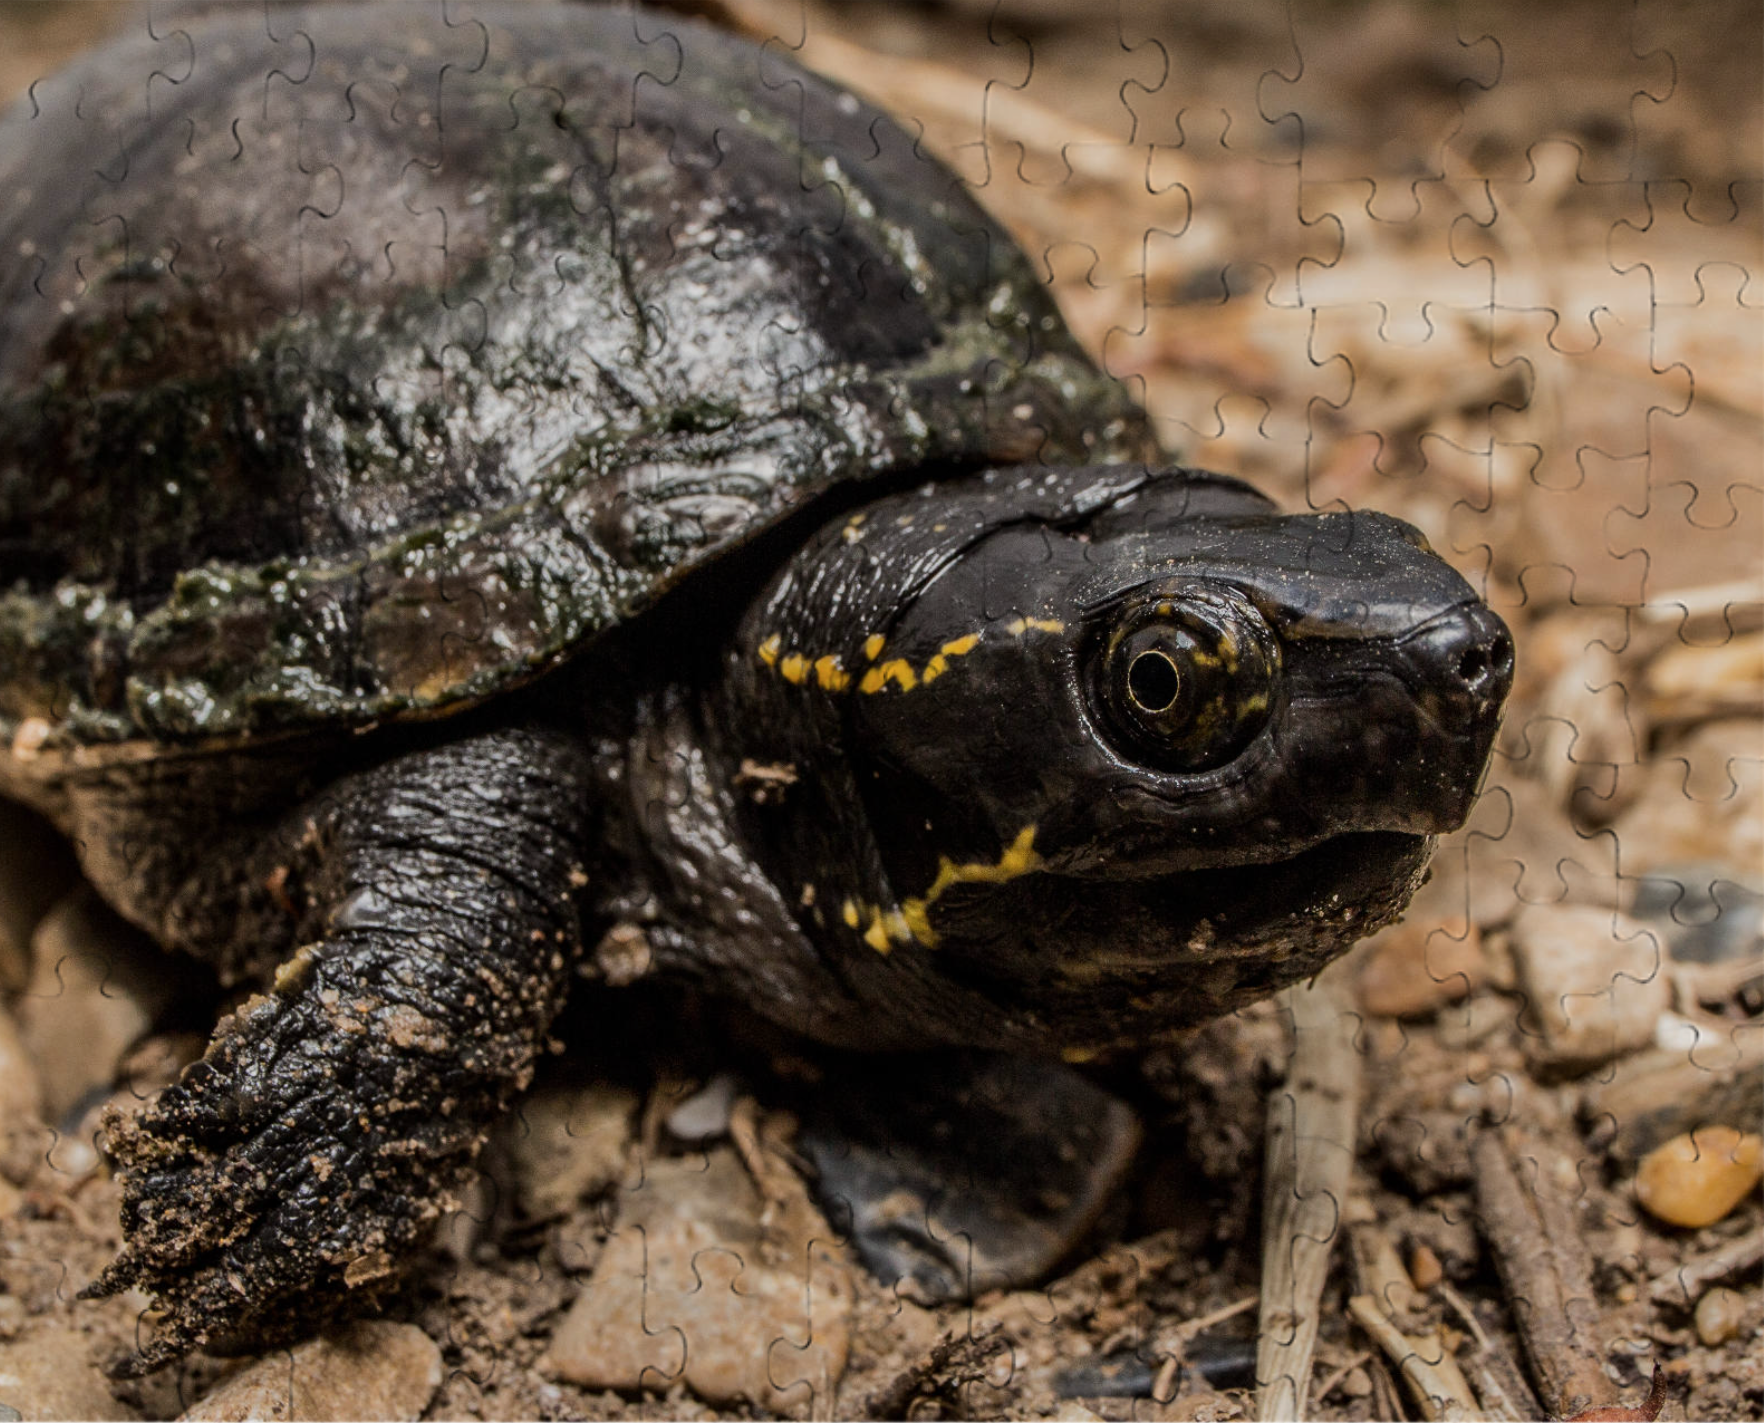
[0, 2, 1757, 1419]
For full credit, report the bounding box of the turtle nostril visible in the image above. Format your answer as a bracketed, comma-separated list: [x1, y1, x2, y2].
[1490, 629, 1513, 673]
[1458, 646, 1488, 682]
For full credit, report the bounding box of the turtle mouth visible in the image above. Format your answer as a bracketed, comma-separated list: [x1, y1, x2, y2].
[1125, 828, 1434, 958]
[921, 827, 1437, 1047]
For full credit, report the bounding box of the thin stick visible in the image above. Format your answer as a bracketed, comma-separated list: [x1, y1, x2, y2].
[1255, 969, 1362, 1422]
[1347, 1297, 1479, 1422]
[1471, 1126, 1618, 1417]
[1649, 1227, 1764, 1305]
[1436, 1281, 1543, 1422]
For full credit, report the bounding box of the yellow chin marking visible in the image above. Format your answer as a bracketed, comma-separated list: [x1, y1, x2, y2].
[841, 824, 1042, 953]
[779, 652, 811, 684]
[757, 634, 781, 667]
[863, 633, 886, 661]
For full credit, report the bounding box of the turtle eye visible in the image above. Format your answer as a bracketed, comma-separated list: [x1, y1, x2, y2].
[1096, 584, 1281, 772]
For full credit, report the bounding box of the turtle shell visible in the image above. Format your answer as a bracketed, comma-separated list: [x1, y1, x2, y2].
[0, 3, 1153, 762]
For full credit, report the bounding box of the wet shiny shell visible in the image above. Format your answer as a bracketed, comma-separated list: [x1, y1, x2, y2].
[0, 4, 1151, 759]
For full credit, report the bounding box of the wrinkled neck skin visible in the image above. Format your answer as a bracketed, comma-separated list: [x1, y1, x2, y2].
[604, 464, 1509, 1055]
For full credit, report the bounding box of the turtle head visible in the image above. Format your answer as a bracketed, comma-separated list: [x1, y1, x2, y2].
[728, 466, 1512, 1050]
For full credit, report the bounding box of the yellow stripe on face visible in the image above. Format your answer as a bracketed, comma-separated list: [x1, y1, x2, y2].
[779, 652, 811, 684]
[813, 655, 850, 691]
[920, 633, 980, 685]
[1006, 617, 1065, 636]
[837, 825, 1041, 954]
[757, 634, 782, 667]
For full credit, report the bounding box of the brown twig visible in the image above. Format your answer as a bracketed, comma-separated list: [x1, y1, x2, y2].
[1470, 1126, 1618, 1417]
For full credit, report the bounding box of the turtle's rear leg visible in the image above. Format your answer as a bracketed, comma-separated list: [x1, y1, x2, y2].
[83, 725, 596, 1375]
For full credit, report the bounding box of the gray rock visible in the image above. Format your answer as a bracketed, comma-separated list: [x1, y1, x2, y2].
[180, 1321, 441, 1422]
[1627, 864, 1762, 965]
[543, 1146, 852, 1418]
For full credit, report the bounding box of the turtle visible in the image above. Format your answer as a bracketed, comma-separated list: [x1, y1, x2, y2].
[0, 1, 1513, 1375]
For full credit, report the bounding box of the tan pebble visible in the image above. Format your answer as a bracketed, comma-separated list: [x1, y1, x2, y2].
[1407, 1243, 1444, 1290]
[1358, 918, 1485, 1018]
[180, 1320, 441, 1421]
[0, 1319, 137, 1419]
[1694, 1287, 1746, 1347]
[543, 1147, 852, 1418]
[1615, 719, 1762, 876]
[1339, 1366, 1374, 1398]
[1616, 1282, 1638, 1304]
[1634, 1127, 1763, 1229]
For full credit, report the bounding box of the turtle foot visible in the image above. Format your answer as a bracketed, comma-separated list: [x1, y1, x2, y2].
[795, 1050, 1141, 1302]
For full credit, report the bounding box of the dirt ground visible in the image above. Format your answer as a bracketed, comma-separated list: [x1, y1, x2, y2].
[0, 0, 1759, 1419]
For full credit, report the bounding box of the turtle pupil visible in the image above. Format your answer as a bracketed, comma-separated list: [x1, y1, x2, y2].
[1127, 650, 1180, 713]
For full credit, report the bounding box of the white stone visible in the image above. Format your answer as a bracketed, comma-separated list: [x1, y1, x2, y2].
[1509, 904, 1670, 1070]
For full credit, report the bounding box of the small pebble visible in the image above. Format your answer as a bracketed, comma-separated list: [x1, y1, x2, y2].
[1629, 865, 1762, 966]
[1694, 1287, 1745, 1347]
[1407, 1243, 1444, 1290]
[1634, 1127, 1764, 1229]
[180, 1320, 441, 1421]
[1339, 1366, 1374, 1399]
[666, 1073, 739, 1143]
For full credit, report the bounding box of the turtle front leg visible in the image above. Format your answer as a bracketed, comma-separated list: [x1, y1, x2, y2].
[83, 725, 595, 1375]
